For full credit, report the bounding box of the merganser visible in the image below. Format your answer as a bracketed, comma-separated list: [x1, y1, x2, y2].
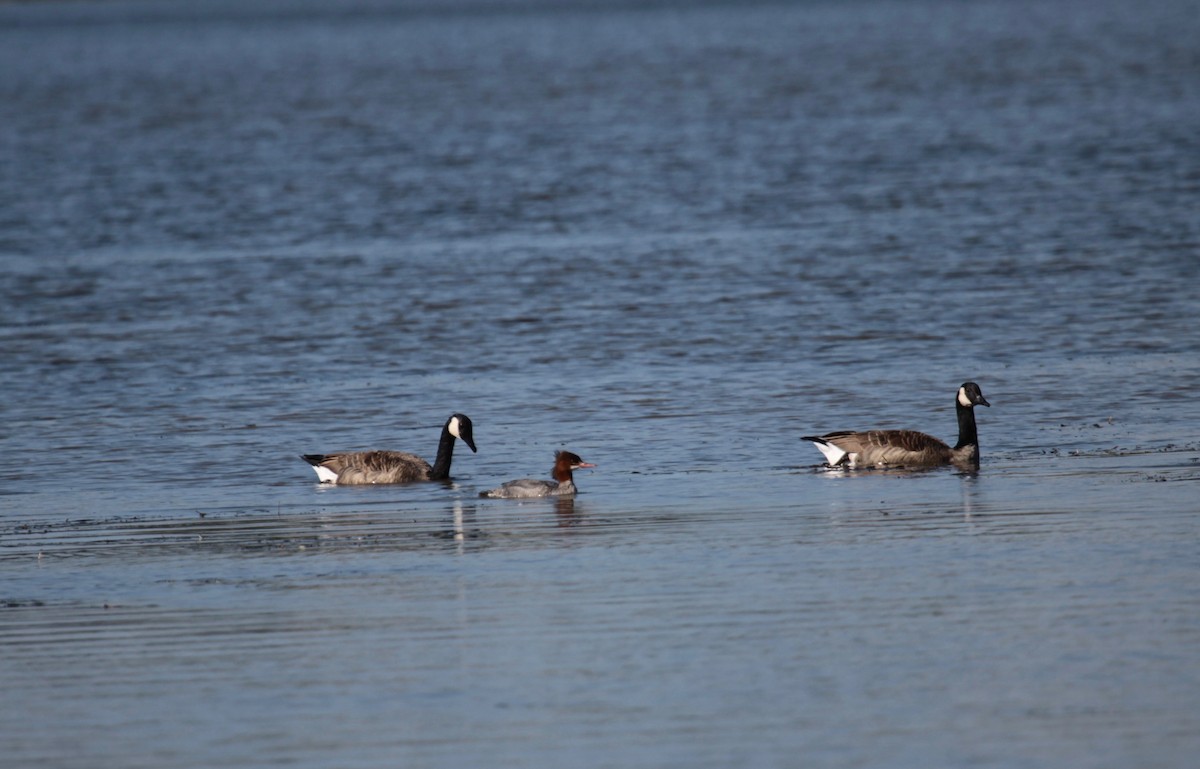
[802, 382, 990, 468]
[480, 451, 596, 498]
[301, 413, 477, 484]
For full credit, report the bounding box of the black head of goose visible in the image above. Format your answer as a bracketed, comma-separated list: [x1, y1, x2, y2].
[803, 382, 990, 469]
[301, 413, 477, 484]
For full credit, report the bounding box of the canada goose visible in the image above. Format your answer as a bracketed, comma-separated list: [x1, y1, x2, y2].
[301, 413, 477, 484]
[803, 382, 990, 468]
[480, 451, 596, 498]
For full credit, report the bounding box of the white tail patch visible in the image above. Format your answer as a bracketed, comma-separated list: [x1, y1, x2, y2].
[312, 465, 339, 483]
[811, 439, 848, 466]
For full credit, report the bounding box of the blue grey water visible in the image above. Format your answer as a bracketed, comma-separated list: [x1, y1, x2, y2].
[2, 0, 1199, 766]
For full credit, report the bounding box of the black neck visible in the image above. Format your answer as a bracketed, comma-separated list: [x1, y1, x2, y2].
[953, 400, 979, 450]
[428, 423, 457, 480]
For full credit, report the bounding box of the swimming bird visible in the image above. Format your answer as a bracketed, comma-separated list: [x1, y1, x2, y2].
[480, 451, 596, 498]
[802, 382, 990, 469]
[301, 413, 476, 484]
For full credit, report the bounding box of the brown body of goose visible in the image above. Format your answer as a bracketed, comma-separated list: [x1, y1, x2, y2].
[480, 451, 596, 498]
[803, 382, 990, 469]
[301, 413, 476, 484]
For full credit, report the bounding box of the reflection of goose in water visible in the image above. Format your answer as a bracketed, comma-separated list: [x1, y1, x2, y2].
[301, 413, 477, 484]
[480, 451, 596, 498]
[803, 382, 990, 469]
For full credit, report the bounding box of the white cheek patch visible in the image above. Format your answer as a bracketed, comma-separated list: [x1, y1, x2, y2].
[448, 416, 461, 439]
[958, 387, 972, 407]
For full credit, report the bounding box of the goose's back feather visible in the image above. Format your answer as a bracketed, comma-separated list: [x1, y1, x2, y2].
[304, 451, 432, 484]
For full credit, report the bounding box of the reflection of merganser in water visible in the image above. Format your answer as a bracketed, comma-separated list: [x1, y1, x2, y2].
[480, 451, 596, 498]
[301, 413, 477, 484]
[803, 382, 990, 469]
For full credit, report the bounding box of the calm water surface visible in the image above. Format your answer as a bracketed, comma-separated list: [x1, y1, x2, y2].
[2, 0, 1199, 767]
